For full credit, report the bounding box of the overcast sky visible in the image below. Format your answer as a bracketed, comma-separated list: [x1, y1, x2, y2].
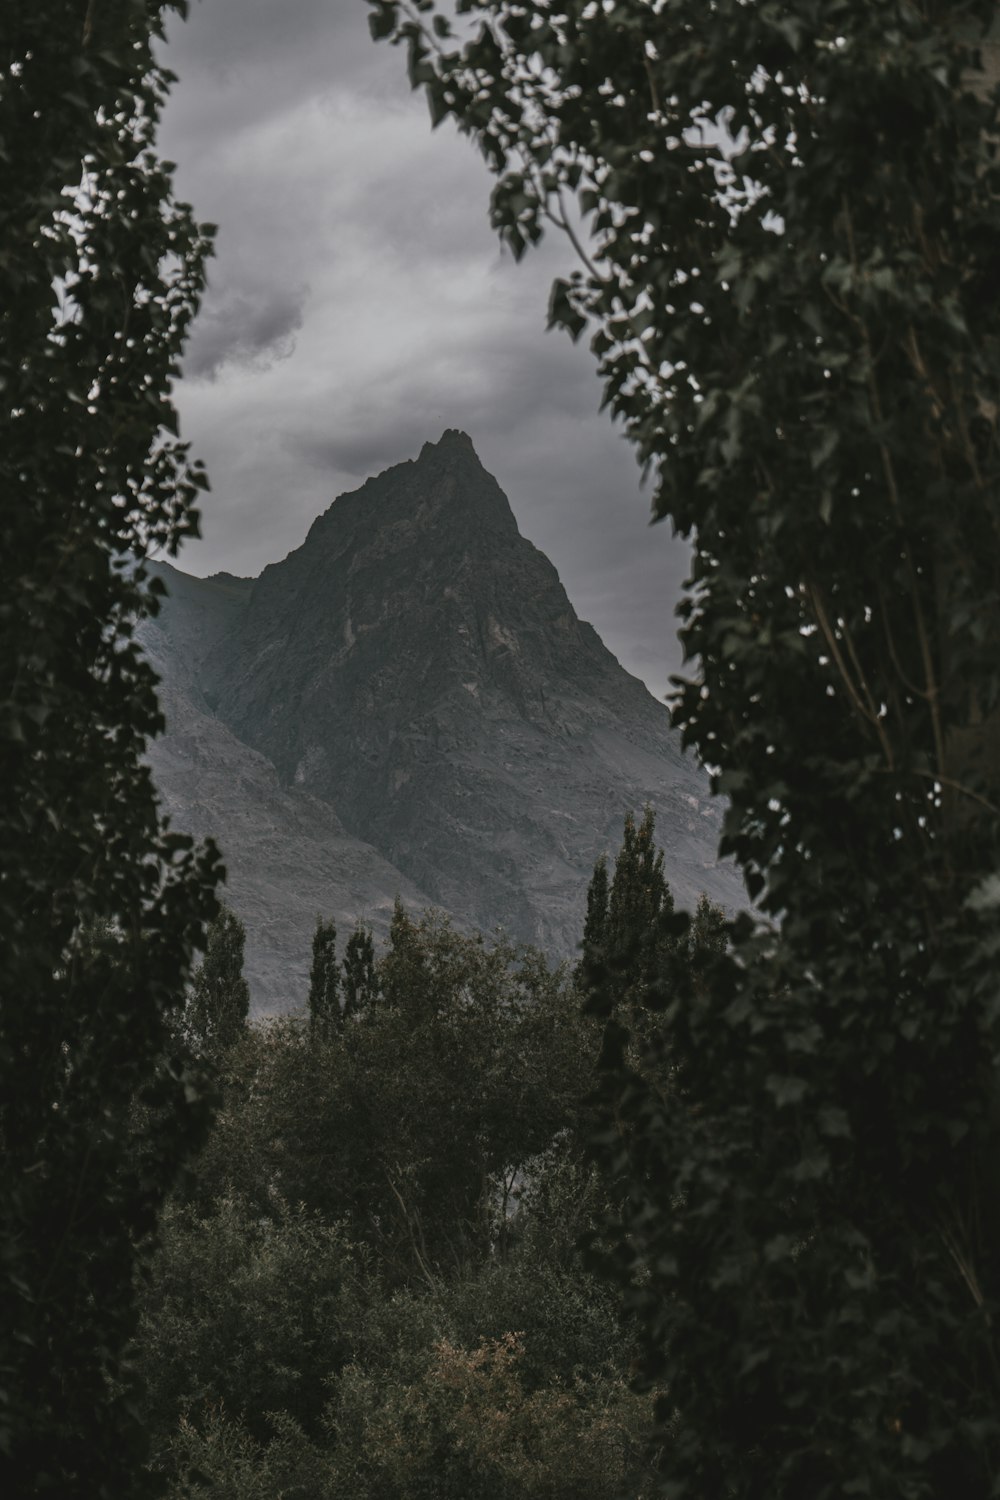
[158, 0, 693, 699]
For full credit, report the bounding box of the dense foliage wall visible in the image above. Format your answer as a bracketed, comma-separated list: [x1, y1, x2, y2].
[0, 5, 221, 1492]
[368, 2, 1000, 1492]
[132, 907, 660, 1498]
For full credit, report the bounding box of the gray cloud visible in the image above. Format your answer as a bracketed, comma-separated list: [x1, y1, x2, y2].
[185, 283, 307, 379]
[159, 0, 693, 693]
[159, 0, 384, 146]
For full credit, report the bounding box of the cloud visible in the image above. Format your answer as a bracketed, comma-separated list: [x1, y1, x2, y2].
[185, 283, 307, 379]
[159, 0, 384, 146]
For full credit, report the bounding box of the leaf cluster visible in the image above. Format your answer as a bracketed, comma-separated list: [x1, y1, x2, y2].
[0, 4, 221, 1491]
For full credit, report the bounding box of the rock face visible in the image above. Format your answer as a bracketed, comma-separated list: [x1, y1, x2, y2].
[141, 578, 435, 1010]
[145, 430, 741, 1008]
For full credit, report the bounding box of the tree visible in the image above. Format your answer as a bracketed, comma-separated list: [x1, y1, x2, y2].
[135, 1167, 649, 1500]
[341, 920, 378, 1020]
[580, 852, 608, 959]
[187, 905, 250, 1057]
[585, 808, 719, 978]
[136, 1197, 362, 1453]
[308, 916, 340, 1035]
[0, 2, 221, 1492]
[606, 808, 671, 992]
[580, 811, 724, 1151]
[379, 895, 430, 1013]
[370, 4, 1000, 1493]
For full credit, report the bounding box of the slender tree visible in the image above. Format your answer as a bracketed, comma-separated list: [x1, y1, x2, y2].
[575, 852, 609, 986]
[380, 897, 429, 1012]
[187, 905, 250, 1057]
[606, 808, 672, 988]
[0, 3, 220, 1491]
[582, 854, 609, 955]
[582, 810, 716, 1064]
[582, 811, 676, 1010]
[342, 921, 378, 1020]
[309, 916, 340, 1035]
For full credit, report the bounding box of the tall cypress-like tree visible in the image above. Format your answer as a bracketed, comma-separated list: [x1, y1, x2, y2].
[576, 853, 610, 985]
[581, 812, 708, 1082]
[187, 906, 250, 1057]
[582, 854, 609, 953]
[342, 922, 378, 1021]
[604, 809, 674, 998]
[380, 898, 429, 1012]
[309, 917, 340, 1035]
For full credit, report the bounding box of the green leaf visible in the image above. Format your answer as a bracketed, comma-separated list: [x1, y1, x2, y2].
[817, 1106, 851, 1138]
[547, 277, 587, 340]
[765, 1074, 809, 1107]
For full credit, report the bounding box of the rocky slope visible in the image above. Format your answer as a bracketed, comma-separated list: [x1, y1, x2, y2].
[141, 574, 435, 1010]
[145, 431, 741, 1007]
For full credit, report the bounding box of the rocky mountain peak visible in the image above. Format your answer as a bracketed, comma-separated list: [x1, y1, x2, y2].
[419, 426, 477, 458]
[296, 430, 519, 568]
[143, 435, 741, 1005]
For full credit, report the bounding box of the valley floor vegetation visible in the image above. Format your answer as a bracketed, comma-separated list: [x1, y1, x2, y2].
[130, 812, 724, 1499]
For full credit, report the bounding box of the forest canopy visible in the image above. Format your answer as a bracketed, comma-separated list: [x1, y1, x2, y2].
[130, 816, 716, 1498]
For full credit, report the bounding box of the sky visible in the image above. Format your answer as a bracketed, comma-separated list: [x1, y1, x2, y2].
[158, 0, 693, 699]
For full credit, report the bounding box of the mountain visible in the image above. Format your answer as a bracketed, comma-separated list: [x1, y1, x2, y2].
[144, 430, 740, 1008]
[141, 571, 436, 1008]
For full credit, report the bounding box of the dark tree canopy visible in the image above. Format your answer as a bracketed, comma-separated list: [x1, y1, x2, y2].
[187, 905, 251, 1056]
[380, 896, 432, 1013]
[189, 911, 594, 1283]
[131, 906, 643, 1499]
[341, 920, 378, 1020]
[308, 915, 340, 1035]
[580, 851, 608, 956]
[0, 3, 221, 1492]
[370, 3, 1000, 1493]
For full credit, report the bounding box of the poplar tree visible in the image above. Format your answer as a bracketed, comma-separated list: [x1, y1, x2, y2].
[606, 808, 672, 991]
[308, 916, 340, 1035]
[187, 905, 250, 1057]
[371, 3, 1000, 1492]
[380, 897, 429, 1012]
[342, 922, 378, 1020]
[575, 852, 609, 986]
[1, 2, 220, 1491]
[581, 811, 676, 1008]
[581, 853, 609, 955]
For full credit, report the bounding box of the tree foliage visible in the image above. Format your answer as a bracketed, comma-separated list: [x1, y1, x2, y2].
[132, 911, 655, 1498]
[583, 810, 726, 1045]
[186, 904, 250, 1057]
[0, 3, 221, 1491]
[579, 850, 608, 958]
[188, 912, 594, 1279]
[307, 914, 339, 1035]
[370, 3, 1000, 1493]
[141, 1186, 650, 1500]
[341, 920, 378, 1020]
